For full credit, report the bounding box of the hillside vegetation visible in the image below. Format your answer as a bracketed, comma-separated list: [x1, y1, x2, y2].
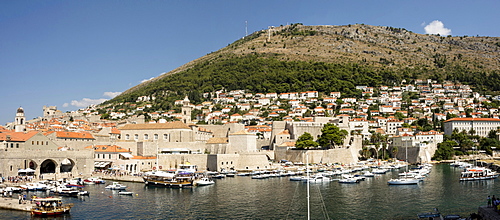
[106, 24, 500, 106]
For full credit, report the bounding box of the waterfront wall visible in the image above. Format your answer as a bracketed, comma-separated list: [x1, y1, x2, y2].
[392, 144, 438, 164]
[158, 154, 208, 170]
[0, 149, 94, 177]
[157, 153, 271, 172]
[275, 148, 358, 164]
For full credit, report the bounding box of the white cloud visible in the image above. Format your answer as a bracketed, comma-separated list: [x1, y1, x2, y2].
[141, 77, 154, 83]
[424, 20, 452, 36]
[64, 98, 108, 108]
[103, 91, 122, 98]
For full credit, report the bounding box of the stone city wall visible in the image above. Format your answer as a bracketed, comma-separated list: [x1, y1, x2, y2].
[0, 149, 94, 177]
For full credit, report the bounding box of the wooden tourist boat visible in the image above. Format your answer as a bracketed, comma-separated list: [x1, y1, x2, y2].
[31, 197, 73, 216]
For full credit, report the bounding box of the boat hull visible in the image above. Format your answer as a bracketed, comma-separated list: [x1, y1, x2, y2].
[144, 179, 193, 188]
[31, 208, 70, 216]
[388, 179, 419, 185]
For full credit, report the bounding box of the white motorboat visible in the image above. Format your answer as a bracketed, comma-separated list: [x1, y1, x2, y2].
[105, 182, 127, 190]
[387, 177, 419, 185]
[195, 177, 215, 186]
[54, 186, 79, 196]
[338, 178, 360, 184]
[118, 191, 134, 195]
[371, 168, 389, 174]
[251, 174, 269, 179]
[302, 174, 331, 183]
[361, 171, 375, 177]
[78, 190, 90, 196]
[88, 177, 106, 184]
[460, 167, 499, 181]
[289, 176, 306, 181]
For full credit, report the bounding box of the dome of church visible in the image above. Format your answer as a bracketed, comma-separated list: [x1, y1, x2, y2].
[17, 107, 24, 113]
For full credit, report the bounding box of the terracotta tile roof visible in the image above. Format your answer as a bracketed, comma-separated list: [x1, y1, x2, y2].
[0, 131, 39, 142]
[119, 121, 190, 130]
[277, 130, 290, 135]
[56, 131, 95, 139]
[85, 145, 130, 153]
[444, 118, 500, 123]
[278, 141, 296, 147]
[110, 127, 121, 134]
[131, 156, 156, 160]
[230, 130, 253, 135]
[206, 137, 229, 144]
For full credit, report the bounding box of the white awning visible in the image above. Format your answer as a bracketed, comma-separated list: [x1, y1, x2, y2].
[94, 161, 111, 168]
[119, 153, 134, 158]
[61, 158, 72, 165]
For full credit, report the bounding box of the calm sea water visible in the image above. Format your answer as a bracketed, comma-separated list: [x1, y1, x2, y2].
[1, 164, 497, 220]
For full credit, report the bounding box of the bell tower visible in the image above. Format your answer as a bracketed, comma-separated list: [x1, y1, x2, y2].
[15, 107, 26, 132]
[181, 96, 192, 124]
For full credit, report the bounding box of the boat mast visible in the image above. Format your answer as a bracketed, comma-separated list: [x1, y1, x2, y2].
[156, 141, 159, 170]
[306, 152, 310, 220]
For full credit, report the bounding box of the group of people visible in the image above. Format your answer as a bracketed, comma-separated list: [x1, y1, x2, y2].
[487, 195, 500, 210]
[17, 194, 27, 204]
[2, 175, 34, 183]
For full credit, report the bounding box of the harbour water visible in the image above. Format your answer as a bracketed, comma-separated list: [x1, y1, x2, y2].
[1, 164, 497, 219]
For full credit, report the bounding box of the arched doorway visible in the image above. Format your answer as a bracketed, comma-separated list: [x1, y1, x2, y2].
[40, 159, 57, 174]
[29, 160, 38, 170]
[60, 158, 74, 173]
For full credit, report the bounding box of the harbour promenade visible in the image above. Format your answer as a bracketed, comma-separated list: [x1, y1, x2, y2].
[0, 197, 32, 212]
[478, 206, 500, 220]
[96, 174, 143, 183]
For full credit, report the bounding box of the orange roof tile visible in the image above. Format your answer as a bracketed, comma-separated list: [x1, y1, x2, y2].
[206, 137, 229, 144]
[444, 118, 500, 123]
[0, 131, 39, 142]
[131, 156, 156, 160]
[56, 131, 95, 139]
[85, 145, 130, 153]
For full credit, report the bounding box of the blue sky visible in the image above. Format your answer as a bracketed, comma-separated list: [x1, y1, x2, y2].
[1, 0, 499, 125]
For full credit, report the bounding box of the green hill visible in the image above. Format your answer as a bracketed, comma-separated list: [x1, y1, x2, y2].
[105, 24, 500, 108]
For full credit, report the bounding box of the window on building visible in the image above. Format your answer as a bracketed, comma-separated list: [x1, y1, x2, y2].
[125, 134, 130, 140]
[16, 144, 19, 148]
[163, 134, 168, 140]
[144, 134, 149, 140]
[109, 154, 111, 159]
[134, 134, 138, 140]
[154, 134, 158, 140]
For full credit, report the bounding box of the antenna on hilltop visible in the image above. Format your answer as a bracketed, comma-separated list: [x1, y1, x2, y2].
[245, 21, 248, 37]
[268, 26, 275, 42]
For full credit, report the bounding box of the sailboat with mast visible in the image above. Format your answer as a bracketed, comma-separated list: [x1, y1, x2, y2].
[388, 138, 419, 185]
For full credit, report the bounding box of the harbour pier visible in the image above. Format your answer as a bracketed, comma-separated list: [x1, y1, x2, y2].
[0, 197, 32, 212]
[478, 206, 500, 220]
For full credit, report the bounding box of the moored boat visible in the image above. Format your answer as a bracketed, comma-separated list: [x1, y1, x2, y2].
[105, 182, 127, 190]
[85, 177, 106, 184]
[195, 177, 215, 186]
[387, 177, 419, 185]
[31, 197, 73, 216]
[54, 186, 79, 196]
[143, 169, 195, 188]
[460, 167, 498, 181]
